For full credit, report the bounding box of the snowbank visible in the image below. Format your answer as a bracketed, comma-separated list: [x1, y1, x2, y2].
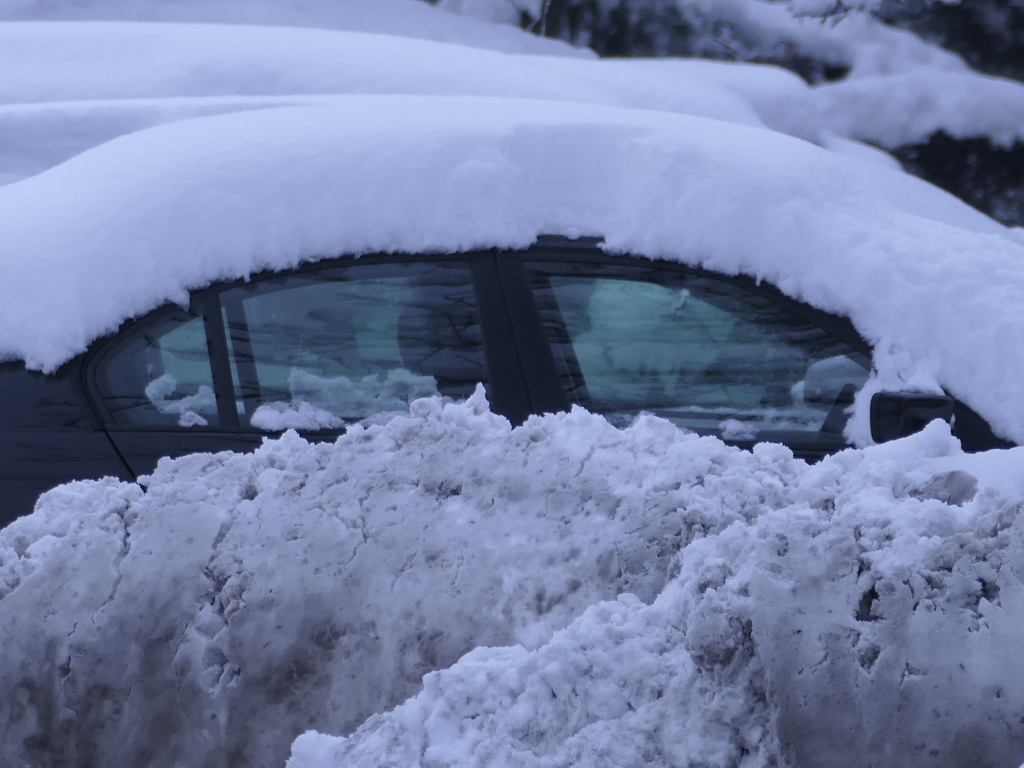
[289, 419, 1024, 768]
[3, 394, 1023, 767]
[0, 95, 1022, 445]
[0, 0, 584, 57]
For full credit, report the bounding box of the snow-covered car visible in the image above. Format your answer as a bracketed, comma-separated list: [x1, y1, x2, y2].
[5, 20, 1024, 765]
[0, 234, 1009, 529]
[1, 93, 1022, 530]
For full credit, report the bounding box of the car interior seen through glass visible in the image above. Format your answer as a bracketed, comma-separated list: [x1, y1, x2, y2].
[95, 309, 219, 428]
[524, 260, 871, 445]
[93, 251, 873, 451]
[219, 261, 486, 428]
[97, 261, 488, 430]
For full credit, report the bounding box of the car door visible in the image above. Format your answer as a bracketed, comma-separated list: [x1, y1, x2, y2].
[86, 253, 532, 478]
[0, 358, 133, 527]
[496, 244, 875, 461]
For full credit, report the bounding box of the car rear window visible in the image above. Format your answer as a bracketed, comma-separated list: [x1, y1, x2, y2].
[524, 260, 870, 446]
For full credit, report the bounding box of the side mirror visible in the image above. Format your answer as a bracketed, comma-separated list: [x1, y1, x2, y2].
[870, 391, 954, 443]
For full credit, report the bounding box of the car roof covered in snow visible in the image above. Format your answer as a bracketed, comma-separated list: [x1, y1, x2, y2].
[1, 94, 1022, 443]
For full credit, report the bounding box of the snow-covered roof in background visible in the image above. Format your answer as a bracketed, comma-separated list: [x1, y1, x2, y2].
[439, 0, 1024, 149]
[4, 19, 1024, 194]
[0, 0, 585, 56]
[0, 22, 601, 105]
[1, 94, 1023, 446]
[0, 23, 801, 185]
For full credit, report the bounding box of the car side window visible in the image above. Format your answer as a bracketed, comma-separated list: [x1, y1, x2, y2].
[95, 309, 219, 427]
[524, 261, 870, 444]
[218, 260, 488, 429]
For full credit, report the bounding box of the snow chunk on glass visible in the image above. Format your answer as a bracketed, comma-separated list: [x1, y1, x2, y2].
[250, 368, 441, 431]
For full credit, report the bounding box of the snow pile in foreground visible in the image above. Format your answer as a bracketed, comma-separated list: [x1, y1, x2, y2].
[1, 95, 1023, 445]
[0, 0, 583, 57]
[3, 394, 1024, 768]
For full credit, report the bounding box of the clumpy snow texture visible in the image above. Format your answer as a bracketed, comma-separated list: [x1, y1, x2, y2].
[290, 424, 1024, 768]
[3, 393, 1024, 768]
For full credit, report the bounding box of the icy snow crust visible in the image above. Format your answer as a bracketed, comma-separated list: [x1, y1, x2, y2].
[3, 393, 1024, 768]
[0, 94, 1022, 444]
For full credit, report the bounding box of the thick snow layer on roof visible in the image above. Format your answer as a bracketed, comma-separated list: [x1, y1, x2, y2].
[1, 95, 1022, 444]
[3, 397, 1024, 767]
[0, 0, 585, 57]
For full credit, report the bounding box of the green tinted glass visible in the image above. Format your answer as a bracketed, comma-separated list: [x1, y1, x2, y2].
[219, 261, 487, 429]
[527, 262, 870, 444]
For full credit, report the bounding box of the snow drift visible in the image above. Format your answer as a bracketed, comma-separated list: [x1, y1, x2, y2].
[3, 394, 1023, 768]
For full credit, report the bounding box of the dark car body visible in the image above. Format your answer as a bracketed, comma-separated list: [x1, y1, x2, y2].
[0, 237, 1010, 528]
